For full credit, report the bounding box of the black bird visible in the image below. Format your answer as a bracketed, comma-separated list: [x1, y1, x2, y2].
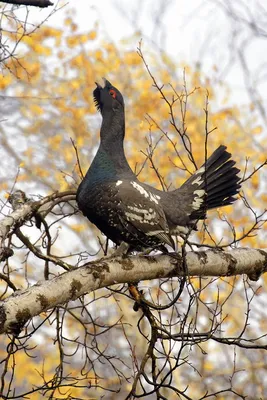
[76, 78, 241, 251]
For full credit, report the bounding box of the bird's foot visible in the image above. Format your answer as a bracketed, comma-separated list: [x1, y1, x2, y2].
[111, 242, 130, 258]
[138, 247, 154, 256]
[138, 244, 169, 256]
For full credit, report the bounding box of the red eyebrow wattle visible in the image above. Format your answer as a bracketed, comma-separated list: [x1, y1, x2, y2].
[109, 89, 116, 98]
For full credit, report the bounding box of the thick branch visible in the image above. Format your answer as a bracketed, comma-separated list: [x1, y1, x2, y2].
[0, 248, 266, 335]
[0, 0, 53, 7]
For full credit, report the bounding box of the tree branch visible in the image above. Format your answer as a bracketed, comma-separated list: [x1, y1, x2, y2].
[0, 247, 266, 335]
[0, 190, 76, 262]
[0, 0, 53, 7]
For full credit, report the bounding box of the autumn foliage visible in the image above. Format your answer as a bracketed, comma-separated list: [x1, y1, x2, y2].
[0, 4, 267, 399]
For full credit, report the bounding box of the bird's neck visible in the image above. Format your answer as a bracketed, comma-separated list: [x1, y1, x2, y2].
[100, 110, 125, 149]
[85, 111, 135, 183]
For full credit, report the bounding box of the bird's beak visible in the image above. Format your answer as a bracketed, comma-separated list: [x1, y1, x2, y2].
[95, 81, 102, 89]
[95, 77, 107, 89]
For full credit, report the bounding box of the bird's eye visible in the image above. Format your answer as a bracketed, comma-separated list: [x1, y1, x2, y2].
[109, 89, 116, 99]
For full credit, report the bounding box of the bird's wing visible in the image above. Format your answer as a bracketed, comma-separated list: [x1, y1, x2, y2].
[111, 180, 174, 248]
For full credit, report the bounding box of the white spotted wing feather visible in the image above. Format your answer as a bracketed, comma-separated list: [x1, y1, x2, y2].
[111, 180, 174, 248]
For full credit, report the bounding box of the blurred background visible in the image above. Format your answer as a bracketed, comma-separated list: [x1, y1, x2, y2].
[0, 1, 267, 399]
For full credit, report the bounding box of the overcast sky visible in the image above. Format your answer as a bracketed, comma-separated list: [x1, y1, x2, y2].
[11, 0, 267, 113]
[20, 0, 264, 107]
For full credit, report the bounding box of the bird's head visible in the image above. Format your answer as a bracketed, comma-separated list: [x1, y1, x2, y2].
[93, 78, 124, 115]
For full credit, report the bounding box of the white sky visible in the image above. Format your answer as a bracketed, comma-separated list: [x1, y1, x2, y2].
[19, 0, 266, 113]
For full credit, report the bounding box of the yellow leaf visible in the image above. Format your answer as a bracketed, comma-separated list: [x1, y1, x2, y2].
[71, 224, 85, 232]
[67, 36, 79, 48]
[252, 125, 263, 135]
[95, 49, 103, 61]
[251, 173, 259, 189]
[71, 80, 80, 89]
[48, 134, 62, 150]
[71, 23, 78, 33]
[80, 34, 88, 44]
[88, 30, 97, 40]
[29, 104, 43, 115]
[22, 35, 34, 46]
[64, 17, 72, 26]
[0, 74, 12, 89]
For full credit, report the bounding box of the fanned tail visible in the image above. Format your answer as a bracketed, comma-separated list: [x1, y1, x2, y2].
[179, 145, 241, 220]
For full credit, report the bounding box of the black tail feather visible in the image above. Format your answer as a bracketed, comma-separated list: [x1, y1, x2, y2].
[206, 165, 240, 187]
[182, 145, 241, 219]
[204, 175, 241, 199]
